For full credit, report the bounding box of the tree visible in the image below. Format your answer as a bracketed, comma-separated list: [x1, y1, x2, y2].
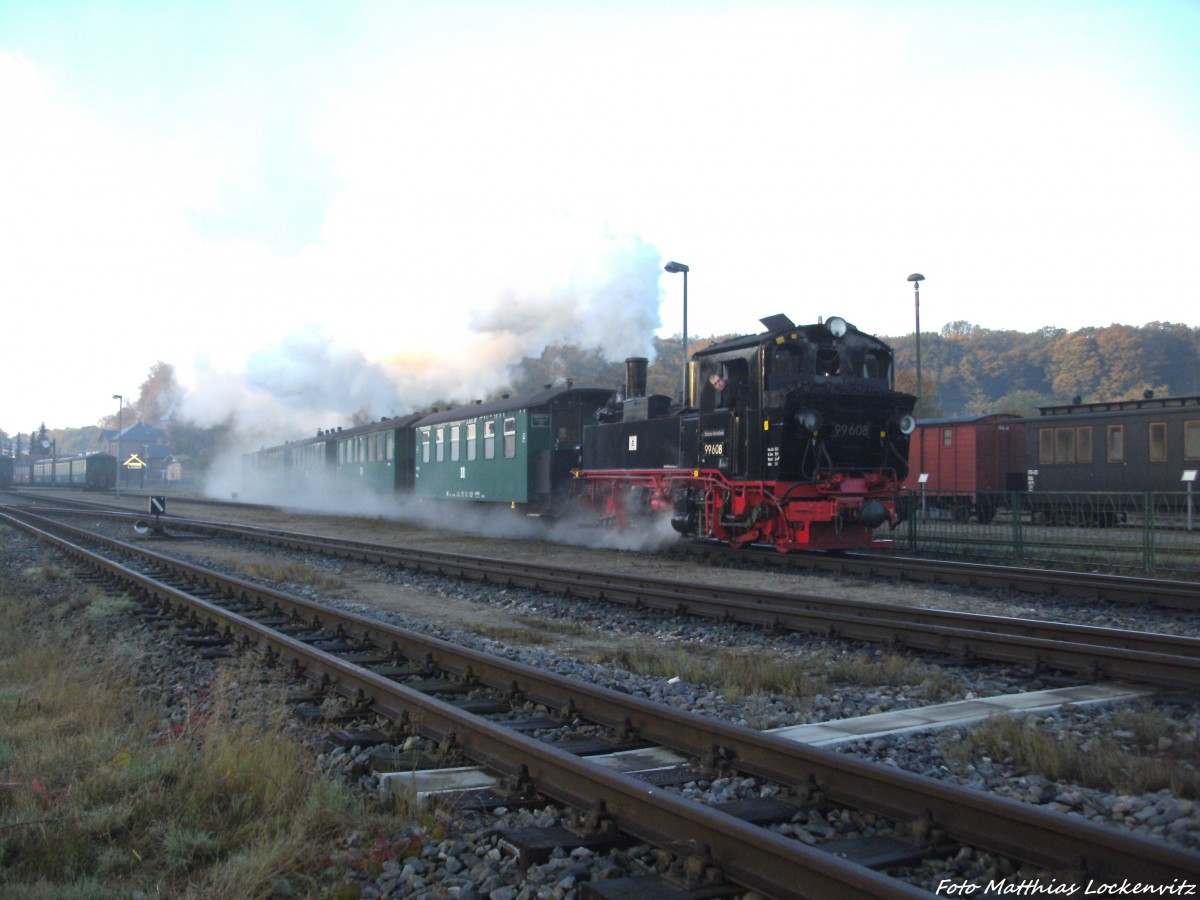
[1047, 330, 1103, 400]
[135, 362, 182, 424]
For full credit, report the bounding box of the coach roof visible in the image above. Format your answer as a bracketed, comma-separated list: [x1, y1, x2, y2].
[413, 384, 610, 428]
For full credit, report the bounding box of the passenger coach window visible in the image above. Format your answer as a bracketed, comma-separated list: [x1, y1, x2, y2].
[484, 421, 496, 459]
[1076, 427, 1092, 464]
[1107, 425, 1124, 463]
[467, 422, 477, 461]
[450, 425, 460, 462]
[1186, 421, 1200, 461]
[1149, 422, 1167, 462]
[1038, 429, 1054, 465]
[421, 429, 430, 464]
[436, 428, 445, 462]
[942, 428, 953, 447]
[504, 417, 517, 458]
[1054, 427, 1076, 464]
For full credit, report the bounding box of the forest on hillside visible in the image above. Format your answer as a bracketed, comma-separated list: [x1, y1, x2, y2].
[513, 319, 1200, 418]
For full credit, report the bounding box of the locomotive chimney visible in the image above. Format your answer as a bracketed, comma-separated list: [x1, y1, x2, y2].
[625, 357, 648, 399]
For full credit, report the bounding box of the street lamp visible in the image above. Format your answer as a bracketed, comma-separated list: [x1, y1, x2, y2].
[907, 273, 925, 400]
[112, 394, 123, 497]
[664, 261, 689, 403]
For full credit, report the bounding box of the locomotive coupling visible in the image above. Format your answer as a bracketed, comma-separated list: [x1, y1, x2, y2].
[858, 500, 889, 528]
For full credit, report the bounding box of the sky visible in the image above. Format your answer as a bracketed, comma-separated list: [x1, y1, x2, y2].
[2, 0, 1198, 439]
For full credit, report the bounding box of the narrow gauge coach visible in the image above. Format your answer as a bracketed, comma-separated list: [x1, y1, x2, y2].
[30, 453, 117, 490]
[904, 394, 1200, 525]
[412, 385, 613, 514]
[242, 385, 613, 516]
[242, 413, 425, 500]
[574, 314, 918, 551]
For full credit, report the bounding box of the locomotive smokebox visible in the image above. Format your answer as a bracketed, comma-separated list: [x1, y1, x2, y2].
[625, 357, 648, 399]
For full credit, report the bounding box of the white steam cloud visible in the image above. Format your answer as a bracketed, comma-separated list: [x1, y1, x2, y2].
[187, 224, 665, 474]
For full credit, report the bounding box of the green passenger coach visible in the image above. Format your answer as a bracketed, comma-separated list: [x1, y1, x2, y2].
[333, 413, 425, 494]
[412, 386, 612, 515]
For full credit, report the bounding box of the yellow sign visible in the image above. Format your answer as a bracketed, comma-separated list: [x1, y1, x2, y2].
[123, 454, 147, 469]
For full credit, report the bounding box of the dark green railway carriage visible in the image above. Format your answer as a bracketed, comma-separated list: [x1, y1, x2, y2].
[412, 386, 611, 515]
[0, 456, 13, 488]
[332, 414, 424, 494]
[31, 453, 117, 490]
[242, 432, 336, 498]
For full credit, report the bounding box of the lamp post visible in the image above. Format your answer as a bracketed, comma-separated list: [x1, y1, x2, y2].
[112, 394, 123, 497]
[907, 273, 925, 400]
[664, 261, 689, 403]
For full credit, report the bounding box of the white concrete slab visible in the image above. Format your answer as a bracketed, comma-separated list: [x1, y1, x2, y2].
[378, 746, 692, 801]
[380, 765, 499, 801]
[380, 684, 1150, 801]
[768, 684, 1151, 747]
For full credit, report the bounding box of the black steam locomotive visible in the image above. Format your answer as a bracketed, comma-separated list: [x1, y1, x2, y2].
[574, 314, 917, 551]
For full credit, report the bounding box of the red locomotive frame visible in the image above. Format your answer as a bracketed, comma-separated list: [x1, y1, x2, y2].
[575, 467, 902, 552]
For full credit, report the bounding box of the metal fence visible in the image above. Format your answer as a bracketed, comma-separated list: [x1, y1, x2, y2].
[892, 489, 1200, 579]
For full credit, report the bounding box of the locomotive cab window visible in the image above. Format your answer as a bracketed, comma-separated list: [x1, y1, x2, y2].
[768, 344, 804, 389]
[1149, 422, 1167, 463]
[815, 345, 840, 377]
[863, 348, 891, 381]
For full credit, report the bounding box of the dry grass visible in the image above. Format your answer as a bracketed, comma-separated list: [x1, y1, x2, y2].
[234, 559, 347, 591]
[474, 613, 590, 646]
[592, 640, 964, 703]
[0, 576, 403, 898]
[939, 708, 1200, 798]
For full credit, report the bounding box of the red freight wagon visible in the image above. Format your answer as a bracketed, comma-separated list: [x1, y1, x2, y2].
[903, 415, 1027, 522]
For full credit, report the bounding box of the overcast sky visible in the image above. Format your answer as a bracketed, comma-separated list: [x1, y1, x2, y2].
[3, 0, 1198, 436]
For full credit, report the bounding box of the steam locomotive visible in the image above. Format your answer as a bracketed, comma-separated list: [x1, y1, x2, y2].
[243, 313, 916, 552]
[575, 313, 917, 551]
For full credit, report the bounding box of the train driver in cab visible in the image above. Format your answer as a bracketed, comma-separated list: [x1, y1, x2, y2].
[707, 364, 748, 411]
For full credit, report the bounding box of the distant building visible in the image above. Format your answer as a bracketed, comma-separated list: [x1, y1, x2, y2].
[106, 421, 172, 487]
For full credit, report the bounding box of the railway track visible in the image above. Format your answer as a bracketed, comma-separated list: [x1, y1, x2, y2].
[701, 544, 1200, 610]
[11, 500, 1199, 690]
[2, 506, 1198, 896]
[8, 488, 1200, 610]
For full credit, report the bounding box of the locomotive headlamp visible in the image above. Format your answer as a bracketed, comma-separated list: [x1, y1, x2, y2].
[826, 317, 848, 338]
[898, 414, 917, 435]
[796, 410, 822, 431]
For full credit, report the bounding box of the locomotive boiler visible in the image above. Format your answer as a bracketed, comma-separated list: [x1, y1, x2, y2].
[574, 314, 917, 551]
